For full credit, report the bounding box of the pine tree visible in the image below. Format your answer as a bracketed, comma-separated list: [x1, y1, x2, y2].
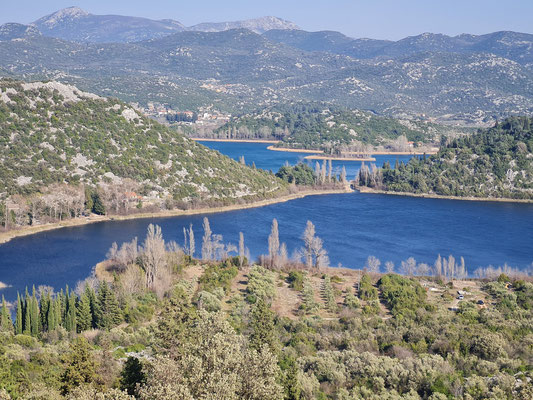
[96, 282, 122, 330]
[76, 292, 92, 332]
[15, 293, 23, 335]
[84, 284, 99, 329]
[0, 296, 13, 333]
[39, 290, 50, 332]
[249, 298, 277, 352]
[60, 337, 98, 395]
[120, 357, 145, 396]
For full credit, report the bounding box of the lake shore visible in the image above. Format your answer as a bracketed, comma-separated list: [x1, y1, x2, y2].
[191, 138, 279, 144]
[266, 146, 323, 154]
[304, 154, 376, 162]
[0, 187, 353, 245]
[357, 186, 533, 204]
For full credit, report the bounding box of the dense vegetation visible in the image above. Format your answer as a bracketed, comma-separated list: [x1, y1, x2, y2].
[357, 116, 533, 200]
[0, 79, 285, 227]
[0, 223, 531, 399]
[212, 103, 457, 152]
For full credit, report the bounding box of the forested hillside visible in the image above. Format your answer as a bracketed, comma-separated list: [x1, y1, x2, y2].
[357, 116, 533, 199]
[0, 223, 531, 399]
[0, 79, 284, 226]
[212, 103, 460, 153]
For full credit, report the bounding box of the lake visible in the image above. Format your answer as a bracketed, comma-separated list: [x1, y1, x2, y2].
[0, 142, 531, 301]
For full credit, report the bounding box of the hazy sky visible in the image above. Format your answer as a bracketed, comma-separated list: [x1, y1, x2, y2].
[2, 0, 533, 40]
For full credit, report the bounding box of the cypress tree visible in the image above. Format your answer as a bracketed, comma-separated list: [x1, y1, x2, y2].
[15, 293, 23, 335]
[76, 292, 92, 332]
[30, 286, 40, 335]
[0, 296, 13, 333]
[39, 290, 50, 332]
[249, 298, 277, 352]
[65, 292, 77, 333]
[23, 288, 31, 335]
[54, 295, 62, 328]
[47, 296, 57, 332]
[85, 284, 99, 329]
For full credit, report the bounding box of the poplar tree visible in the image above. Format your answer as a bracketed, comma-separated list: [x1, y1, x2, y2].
[0, 296, 13, 333]
[189, 223, 195, 258]
[268, 219, 280, 269]
[201, 217, 213, 261]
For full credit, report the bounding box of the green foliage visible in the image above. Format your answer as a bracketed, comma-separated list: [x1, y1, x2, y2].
[377, 274, 430, 319]
[364, 116, 533, 200]
[322, 276, 338, 312]
[198, 262, 238, 295]
[358, 274, 378, 301]
[120, 357, 145, 396]
[95, 282, 123, 330]
[60, 337, 98, 395]
[276, 163, 316, 185]
[287, 271, 305, 291]
[246, 266, 277, 303]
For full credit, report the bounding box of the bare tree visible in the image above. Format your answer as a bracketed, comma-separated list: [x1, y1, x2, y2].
[188, 224, 195, 258]
[433, 254, 443, 279]
[320, 161, 327, 184]
[201, 217, 213, 261]
[183, 227, 188, 255]
[315, 162, 321, 184]
[417, 263, 430, 276]
[340, 166, 347, 183]
[238, 232, 245, 268]
[268, 219, 280, 269]
[385, 261, 395, 274]
[365, 256, 381, 273]
[327, 159, 333, 182]
[447, 255, 456, 280]
[401, 257, 417, 276]
[303, 221, 316, 268]
[141, 224, 167, 289]
[279, 243, 288, 269]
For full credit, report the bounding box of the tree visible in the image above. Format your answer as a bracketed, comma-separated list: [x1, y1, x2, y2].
[302, 221, 316, 268]
[65, 291, 77, 333]
[77, 292, 92, 332]
[268, 219, 280, 269]
[365, 256, 381, 273]
[188, 224, 195, 258]
[201, 217, 213, 261]
[91, 192, 106, 215]
[0, 296, 13, 333]
[95, 282, 122, 330]
[60, 337, 98, 395]
[120, 357, 145, 396]
[141, 224, 166, 289]
[401, 257, 417, 276]
[249, 299, 277, 352]
[385, 261, 395, 274]
[239, 232, 246, 269]
[15, 293, 23, 334]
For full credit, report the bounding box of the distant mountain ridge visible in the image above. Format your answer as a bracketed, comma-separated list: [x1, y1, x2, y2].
[30, 7, 300, 43]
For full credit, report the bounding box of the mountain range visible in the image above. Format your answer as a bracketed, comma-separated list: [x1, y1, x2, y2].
[31, 7, 300, 43]
[0, 7, 531, 124]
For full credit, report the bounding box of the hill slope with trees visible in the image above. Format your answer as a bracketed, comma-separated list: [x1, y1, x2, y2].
[0, 79, 284, 225]
[357, 116, 533, 200]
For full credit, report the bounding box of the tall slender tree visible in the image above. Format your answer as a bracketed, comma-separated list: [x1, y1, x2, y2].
[268, 219, 280, 269]
[0, 296, 13, 333]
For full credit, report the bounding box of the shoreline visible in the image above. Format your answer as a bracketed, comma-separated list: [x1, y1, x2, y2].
[304, 155, 376, 162]
[0, 187, 353, 245]
[188, 138, 439, 157]
[266, 146, 323, 154]
[357, 186, 533, 204]
[191, 138, 279, 144]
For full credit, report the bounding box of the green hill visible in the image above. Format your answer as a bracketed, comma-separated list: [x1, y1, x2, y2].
[212, 103, 462, 152]
[0, 79, 284, 222]
[357, 116, 533, 200]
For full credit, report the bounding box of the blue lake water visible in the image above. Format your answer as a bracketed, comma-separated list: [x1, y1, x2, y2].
[0, 142, 532, 302]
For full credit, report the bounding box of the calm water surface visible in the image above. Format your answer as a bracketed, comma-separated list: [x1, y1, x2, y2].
[0, 142, 531, 301]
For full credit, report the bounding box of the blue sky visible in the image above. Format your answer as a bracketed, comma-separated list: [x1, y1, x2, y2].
[3, 0, 532, 40]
